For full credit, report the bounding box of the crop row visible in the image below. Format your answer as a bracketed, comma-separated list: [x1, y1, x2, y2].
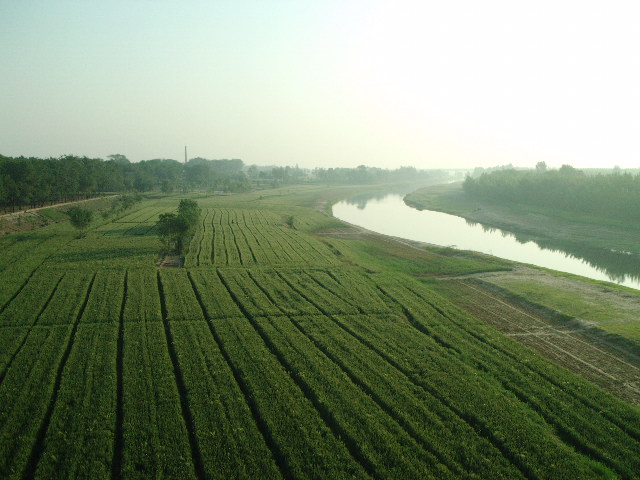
[184, 209, 339, 267]
[188, 273, 367, 479]
[209, 208, 281, 227]
[186, 269, 528, 477]
[389, 279, 640, 437]
[32, 272, 127, 477]
[112, 206, 165, 224]
[211, 267, 640, 478]
[3, 260, 639, 479]
[0, 233, 71, 308]
[121, 271, 197, 479]
[32, 324, 118, 479]
[0, 274, 95, 479]
[245, 273, 533, 478]
[371, 276, 640, 478]
[40, 234, 159, 269]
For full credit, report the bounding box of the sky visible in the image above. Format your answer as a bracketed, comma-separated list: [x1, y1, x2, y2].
[1, 1, 639, 170]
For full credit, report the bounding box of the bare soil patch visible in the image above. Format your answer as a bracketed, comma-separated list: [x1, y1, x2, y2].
[437, 275, 640, 405]
[157, 255, 183, 268]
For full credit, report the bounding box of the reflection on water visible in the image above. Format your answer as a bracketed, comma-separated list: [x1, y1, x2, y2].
[333, 194, 640, 290]
[467, 218, 640, 286]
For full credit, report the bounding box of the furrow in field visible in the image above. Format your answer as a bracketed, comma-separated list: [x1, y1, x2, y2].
[121, 268, 193, 479]
[228, 226, 244, 265]
[243, 224, 286, 264]
[112, 271, 127, 480]
[235, 224, 258, 264]
[280, 228, 334, 264]
[156, 272, 206, 480]
[184, 209, 209, 268]
[259, 228, 297, 263]
[0, 265, 40, 316]
[244, 274, 463, 479]
[396, 292, 640, 474]
[185, 274, 282, 479]
[0, 234, 53, 273]
[237, 223, 265, 263]
[285, 313, 522, 479]
[0, 326, 72, 479]
[374, 280, 640, 478]
[304, 270, 391, 314]
[215, 270, 371, 479]
[33, 323, 118, 479]
[399, 280, 640, 442]
[277, 272, 616, 479]
[273, 270, 358, 315]
[22, 273, 97, 479]
[0, 274, 64, 384]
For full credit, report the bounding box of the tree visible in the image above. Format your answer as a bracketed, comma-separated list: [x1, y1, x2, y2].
[177, 199, 201, 228]
[65, 206, 93, 237]
[156, 213, 189, 253]
[535, 161, 547, 173]
[107, 154, 130, 164]
[156, 200, 201, 254]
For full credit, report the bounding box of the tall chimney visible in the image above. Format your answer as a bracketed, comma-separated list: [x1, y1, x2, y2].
[184, 146, 187, 164]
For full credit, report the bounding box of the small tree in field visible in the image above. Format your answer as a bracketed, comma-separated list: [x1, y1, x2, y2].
[156, 199, 201, 255]
[177, 199, 201, 229]
[156, 213, 189, 253]
[65, 206, 93, 237]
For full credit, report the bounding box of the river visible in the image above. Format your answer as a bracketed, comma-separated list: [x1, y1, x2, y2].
[332, 193, 640, 290]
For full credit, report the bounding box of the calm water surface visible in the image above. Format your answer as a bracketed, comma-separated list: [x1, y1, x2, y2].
[332, 194, 640, 290]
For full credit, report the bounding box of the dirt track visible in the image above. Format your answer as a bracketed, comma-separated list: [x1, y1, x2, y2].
[0, 195, 118, 218]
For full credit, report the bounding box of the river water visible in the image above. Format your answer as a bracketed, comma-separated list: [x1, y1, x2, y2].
[332, 193, 640, 290]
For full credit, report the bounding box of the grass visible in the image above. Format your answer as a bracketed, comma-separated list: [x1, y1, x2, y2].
[486, 276, 640, 342]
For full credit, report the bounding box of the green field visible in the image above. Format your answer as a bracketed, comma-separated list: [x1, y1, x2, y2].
[1, 186, 640, 479]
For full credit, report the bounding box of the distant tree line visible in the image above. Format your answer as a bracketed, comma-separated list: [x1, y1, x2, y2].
[463, 165, 640, 221]
[0, 154, 250, 212]
[311, 166, 450, 185]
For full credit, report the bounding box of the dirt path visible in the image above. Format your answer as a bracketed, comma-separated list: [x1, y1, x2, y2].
[0, 195, 119, 218]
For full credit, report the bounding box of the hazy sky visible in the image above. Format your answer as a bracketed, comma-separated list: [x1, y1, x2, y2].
[2, 1, 639, 169]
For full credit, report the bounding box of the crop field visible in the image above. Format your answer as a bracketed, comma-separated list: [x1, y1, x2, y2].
[1, 188, 640, 479]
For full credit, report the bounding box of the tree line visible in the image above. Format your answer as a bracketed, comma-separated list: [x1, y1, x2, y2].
[463, 165, 640, 221]
[312, 165, 451, 185]
[0, 154, 250, 212]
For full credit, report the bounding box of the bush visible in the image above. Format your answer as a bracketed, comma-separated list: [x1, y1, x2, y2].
[65, 206, 93, 237]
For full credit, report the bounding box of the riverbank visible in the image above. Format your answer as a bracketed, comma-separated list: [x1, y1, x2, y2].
[404, 182, 640, 287]
[405, 182, 640, 256]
